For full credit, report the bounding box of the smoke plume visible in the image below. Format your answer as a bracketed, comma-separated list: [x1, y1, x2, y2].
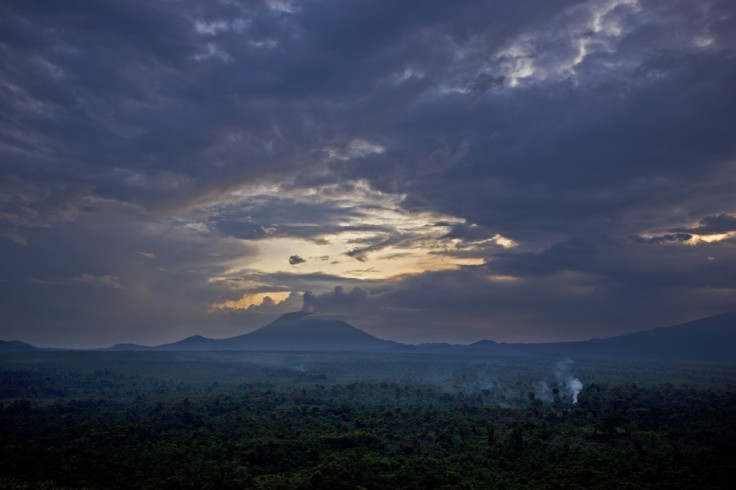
[554, 359, 583, 404]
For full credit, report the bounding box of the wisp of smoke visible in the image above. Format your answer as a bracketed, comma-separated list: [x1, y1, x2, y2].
[567, 378, 583, 404]
[535, 381, 553, 402]
[554, 359, 583, 404]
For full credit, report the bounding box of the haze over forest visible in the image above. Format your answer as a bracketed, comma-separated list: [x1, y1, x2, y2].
[2, 0, 736, 349]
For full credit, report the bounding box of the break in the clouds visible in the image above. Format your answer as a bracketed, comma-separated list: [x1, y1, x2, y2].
[1, 0, 735, 348]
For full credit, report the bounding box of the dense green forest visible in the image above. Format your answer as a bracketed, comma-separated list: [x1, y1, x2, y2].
[1, 351, 735, 489]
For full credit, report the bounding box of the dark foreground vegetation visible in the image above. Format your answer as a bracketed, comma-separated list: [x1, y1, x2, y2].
[1, 351, 736, 489]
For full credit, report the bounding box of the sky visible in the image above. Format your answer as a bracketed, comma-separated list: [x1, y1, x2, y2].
[1, 0, 735, 348]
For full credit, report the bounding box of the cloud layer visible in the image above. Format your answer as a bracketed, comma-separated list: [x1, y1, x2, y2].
[1, 0, 735, 347]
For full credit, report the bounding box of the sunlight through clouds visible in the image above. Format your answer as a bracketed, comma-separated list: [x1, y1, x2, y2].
[685, 233, 736, 245]
[211, 291, 292, 311]
[209, 179, 493, 283]
[2, 0, 735, 347]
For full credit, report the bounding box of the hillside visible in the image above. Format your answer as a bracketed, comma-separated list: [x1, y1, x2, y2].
[458, 312, 736, 364]
[560, 312, 736, 363]
[0, 340, 38, 351]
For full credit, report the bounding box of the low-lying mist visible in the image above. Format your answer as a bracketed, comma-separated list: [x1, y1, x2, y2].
[4, 350, 734, 409]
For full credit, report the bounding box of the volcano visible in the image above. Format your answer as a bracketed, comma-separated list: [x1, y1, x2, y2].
[149, 312, 401, 352]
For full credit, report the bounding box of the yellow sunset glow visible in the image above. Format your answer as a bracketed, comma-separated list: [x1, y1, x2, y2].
[207, 179, 511, 310]
[686, 233, 735, 245]
[211, 291, 292, 311]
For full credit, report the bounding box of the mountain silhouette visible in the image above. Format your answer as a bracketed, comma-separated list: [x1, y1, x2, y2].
[144, 312, 401, 352]
[104, 312, 736, 363]
[459, 312, 736, 363]
[554, 311, 736, 363]
[0, 340, 38, 351]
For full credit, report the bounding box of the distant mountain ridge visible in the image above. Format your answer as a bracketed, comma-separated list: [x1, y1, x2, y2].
[111, 312, 401, 352]
[548, 312, 736, 363]
[0, 340, 38, 351]
[10, 311, 736, 364]
[454, 312, 736, 364]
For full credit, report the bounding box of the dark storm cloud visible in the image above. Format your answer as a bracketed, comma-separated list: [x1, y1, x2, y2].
[489, 235, 736, 290]
[2, 0, 329, 210]
[334, 0, 736, 246]
[440, 223, 497, 242]
[212, 270, 383, 305]
[208, 196, 389, 241]
[674, 214, 736, 235]
[288, 255, 305, 265]
[0, 205, 259, 347]
[630, 212, 736, 245]
[631, 233, 693, 245]
[303, 238, 736, 343]
[345, 233, 405, 262]
[3, 0, 734, 208]
[303, 286, 370, 313]
[467, 74, 506, 100]
[360, 50, 736, 244]
[2, 0, 736, 346]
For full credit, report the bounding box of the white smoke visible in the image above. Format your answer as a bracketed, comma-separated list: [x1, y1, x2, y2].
[567, 377, 583, 404]
[554, 359, 583, 404]
[535, 381, 553, 402]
